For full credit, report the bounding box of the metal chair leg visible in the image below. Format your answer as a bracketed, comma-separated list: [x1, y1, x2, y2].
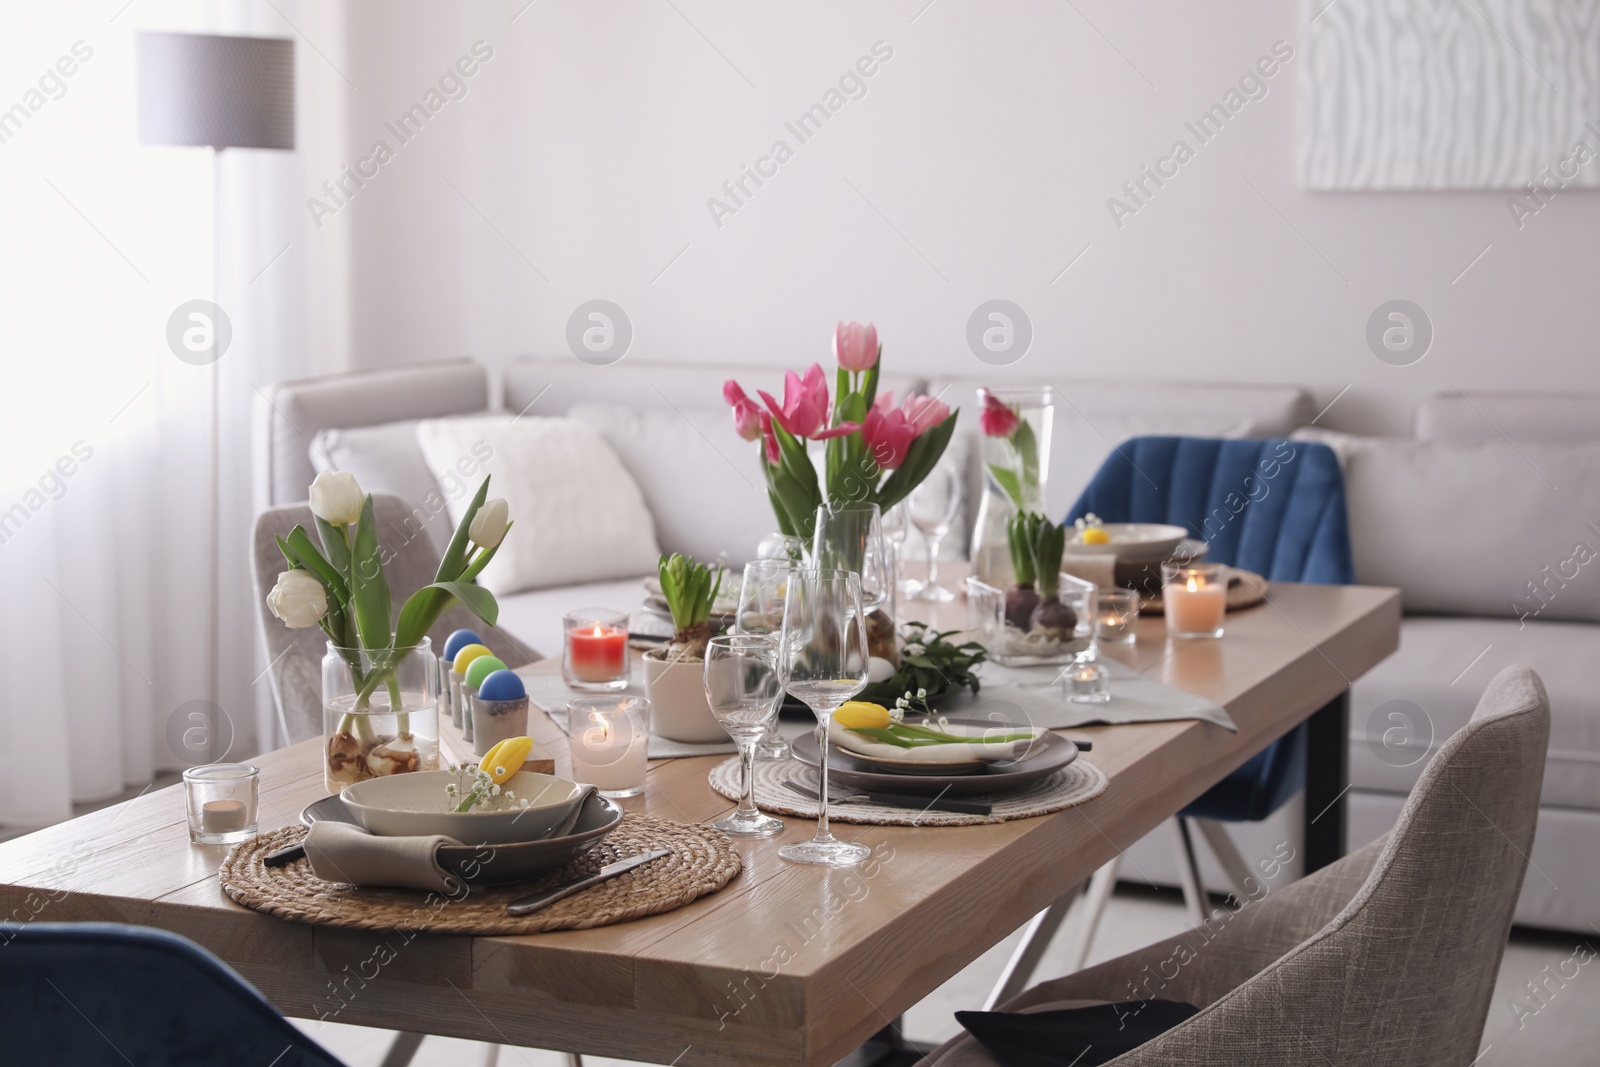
[982, 881, 1083, 1010]
[1061, 857, 1120, 974]
[564, 1054, 584, 1066]
[1170, 817, 1209, 927]
[378, 1032, 424, 1067]
[478, 1044, 500, 1067]
[1188, 817, 1257, 902]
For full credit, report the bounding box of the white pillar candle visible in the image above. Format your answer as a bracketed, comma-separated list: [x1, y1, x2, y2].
[567, 700, 650, 797]
[1163, 563, 1228, 638]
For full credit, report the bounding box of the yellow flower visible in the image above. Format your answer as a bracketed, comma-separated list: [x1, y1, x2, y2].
[478, 736, 533, 784]
[1080, 527, 1110, 544]
[833, 701, 891, 730]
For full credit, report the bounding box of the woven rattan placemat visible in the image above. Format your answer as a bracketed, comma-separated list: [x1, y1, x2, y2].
[708, 756, 1108, 827]
[220, 814, 740, 935]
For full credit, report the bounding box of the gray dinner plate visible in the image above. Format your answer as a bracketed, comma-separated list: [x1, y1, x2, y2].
[301, 791, 624, 887]
[791, 722, 1079, 797]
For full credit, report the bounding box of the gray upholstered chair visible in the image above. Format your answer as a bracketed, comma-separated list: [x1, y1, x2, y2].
[252, 492, 540, 744]
[920, 664, 1550, 1066]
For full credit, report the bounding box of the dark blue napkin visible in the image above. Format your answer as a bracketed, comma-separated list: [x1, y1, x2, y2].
[956, 999, 1199, 1067]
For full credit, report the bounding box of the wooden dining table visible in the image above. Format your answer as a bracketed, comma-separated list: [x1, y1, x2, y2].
[0, 578, 1399, 1066]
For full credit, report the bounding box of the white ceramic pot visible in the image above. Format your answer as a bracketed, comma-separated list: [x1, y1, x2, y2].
[643, 649, 728, 744]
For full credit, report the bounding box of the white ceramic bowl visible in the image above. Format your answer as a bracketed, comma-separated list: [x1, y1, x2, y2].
[1068, 522, 1188, 559]
[340, 770, 587, 845]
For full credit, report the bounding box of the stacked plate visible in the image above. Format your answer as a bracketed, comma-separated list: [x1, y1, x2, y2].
[793, 718, 1081, 798]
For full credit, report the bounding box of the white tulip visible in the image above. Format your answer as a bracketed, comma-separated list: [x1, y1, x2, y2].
[469, 498, 510, 550]
[309, 470, 364, 526]
[267, 570, 328, 628]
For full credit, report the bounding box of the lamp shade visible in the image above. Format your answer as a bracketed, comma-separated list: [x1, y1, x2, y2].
[137, 32, 294, 150]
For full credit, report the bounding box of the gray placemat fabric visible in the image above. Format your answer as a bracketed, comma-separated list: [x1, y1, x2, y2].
[935, 658, 1237, 732]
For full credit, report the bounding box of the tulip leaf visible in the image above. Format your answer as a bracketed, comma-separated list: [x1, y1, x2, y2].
[1012, 419, 1040, 491]
[394, 581, 499, 651]
[350, 495, 392, 652]
[989, 465, 1024, 510]
[438, 476, 490, 584]
[285, 525, 349, 606]
[457, 526, 509, 584]
[315, 515, 353, 588]
[875, 411, 958, 512]
[275, 535, 297, 570]
[860, 358, 880, 413]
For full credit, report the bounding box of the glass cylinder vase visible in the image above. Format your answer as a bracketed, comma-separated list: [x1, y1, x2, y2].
[322, 637, 440, 793]
[970, 386, 1055, 589]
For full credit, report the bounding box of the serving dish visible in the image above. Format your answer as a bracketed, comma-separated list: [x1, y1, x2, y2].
[340, 770, 587, 845]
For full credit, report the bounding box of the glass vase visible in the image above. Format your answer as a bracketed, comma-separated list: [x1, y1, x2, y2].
[970, 386, 1055, 589]
[967, 571, 1096, 668]
[322, 637, 440, 793]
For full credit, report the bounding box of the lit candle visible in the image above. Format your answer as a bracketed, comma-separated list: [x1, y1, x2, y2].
[566, 617, 627, 684]
[1162, 563, 1228, 639]
[200, 799, 247, 835]
[567, 697, 650, 798]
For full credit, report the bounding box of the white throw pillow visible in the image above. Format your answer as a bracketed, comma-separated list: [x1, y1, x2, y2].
[566, 403, 776, 564]
[414, 415, 661, 595]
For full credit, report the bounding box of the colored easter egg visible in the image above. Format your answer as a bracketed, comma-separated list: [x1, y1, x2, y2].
[478, 669, 526, 702]
[465, 655, 507, 690]
[452, 644, 492, 674]
[443, 629, 485, 660]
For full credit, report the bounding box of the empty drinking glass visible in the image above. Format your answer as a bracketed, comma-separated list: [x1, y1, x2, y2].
[777, 569, 871, 867]
[734, 558, 794, 760]
[703, 635, 786, 837]
[810, 502, 892, 613]
[905, 463, 960, 602]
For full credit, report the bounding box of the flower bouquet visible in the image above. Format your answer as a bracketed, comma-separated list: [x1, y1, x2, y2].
[722, 322, 959, 542]
[266, 471, 511, 790]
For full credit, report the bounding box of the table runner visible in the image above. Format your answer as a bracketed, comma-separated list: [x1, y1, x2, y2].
[931, 658, 1236, 732]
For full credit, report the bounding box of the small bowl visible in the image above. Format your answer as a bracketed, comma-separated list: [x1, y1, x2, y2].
[340, 770, 586, 845]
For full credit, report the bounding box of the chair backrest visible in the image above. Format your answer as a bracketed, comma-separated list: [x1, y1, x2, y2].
[1067, 436, 1353, 584]
[1142, 665, 1550, 1065]
[0, 922, 345, 1066]
[251, 492, 539, 743]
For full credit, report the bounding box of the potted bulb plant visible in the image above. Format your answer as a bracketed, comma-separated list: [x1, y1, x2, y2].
[266, 471, 509, 791]
[974, 511, 1095, 665]
[643, 553, 728, 744]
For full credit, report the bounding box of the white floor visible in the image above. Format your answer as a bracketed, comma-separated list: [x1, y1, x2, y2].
[295, 885, 1600, 1066]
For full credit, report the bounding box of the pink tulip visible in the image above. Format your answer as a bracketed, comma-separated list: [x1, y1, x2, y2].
[979, 389, 1020, 438]
[723, 380, 765, 442]
[900, 393, 950, 435]
[758, 364, 832, 439]
[833, 321, 879, 373]
[760, 413, 780, 465]
[862, 406, 917, 470]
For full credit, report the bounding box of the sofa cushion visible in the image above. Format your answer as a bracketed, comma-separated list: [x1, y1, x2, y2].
[415, 415, 661, 596]
[494, 576, 654, 661]
[1350, 615, 1600, 809]
[310, 420, 461, 556]
[567, 403, 776, 563]
[1297, 429, 1600, 623]
[1415, 392, 1600, 443]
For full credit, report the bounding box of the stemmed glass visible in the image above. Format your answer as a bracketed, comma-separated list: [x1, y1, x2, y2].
[734, 558, 794, 760]
[702, 635, 786, 837]
[905, 464, 960, 602]
[777, 569, 871, 867]
[880, 502, 910, 597]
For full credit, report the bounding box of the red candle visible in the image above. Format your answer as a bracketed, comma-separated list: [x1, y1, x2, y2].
[567, 623, 627, 682]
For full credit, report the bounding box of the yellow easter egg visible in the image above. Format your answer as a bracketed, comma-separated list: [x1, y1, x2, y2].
[453, 644, 492, 674]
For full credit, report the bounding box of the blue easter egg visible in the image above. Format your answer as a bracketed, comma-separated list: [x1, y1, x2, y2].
[478, 669, 526, 702]
[443, 629, 484, 660]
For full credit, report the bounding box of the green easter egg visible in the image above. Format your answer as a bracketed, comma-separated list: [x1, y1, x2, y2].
[465, 655, 507, 689]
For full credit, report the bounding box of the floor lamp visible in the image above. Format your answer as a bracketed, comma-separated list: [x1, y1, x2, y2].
[136, 32, 294, 719]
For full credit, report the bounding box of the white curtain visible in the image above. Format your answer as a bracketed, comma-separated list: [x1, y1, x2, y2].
[0, 0, 333, 826]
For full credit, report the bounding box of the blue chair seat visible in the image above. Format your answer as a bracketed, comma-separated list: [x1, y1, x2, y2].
[0, 922, 345, 1066]
[1068, 436, 1354, 824]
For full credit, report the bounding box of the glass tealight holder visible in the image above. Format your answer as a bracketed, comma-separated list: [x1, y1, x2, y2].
[567, 696, 650, 799]
[183, 763, 259, 845]
[1162, 561, 1228, 639]
[1062, 661, 1111, 704]
[1095, 591, 1140, 645]
[563, 609, 631, 691]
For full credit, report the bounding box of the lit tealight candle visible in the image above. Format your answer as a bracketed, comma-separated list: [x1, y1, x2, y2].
[563, 609, 630, 690]
[567, 696, 650, 798]
[1162, 563, 1228, 639]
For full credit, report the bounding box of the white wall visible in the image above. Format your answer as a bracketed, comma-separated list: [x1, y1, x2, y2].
[313, 0, 1600, 436]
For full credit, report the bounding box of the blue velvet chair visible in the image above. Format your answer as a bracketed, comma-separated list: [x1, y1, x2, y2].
[0, 922, 346, 1066]
[982, 437, 1355, 1005]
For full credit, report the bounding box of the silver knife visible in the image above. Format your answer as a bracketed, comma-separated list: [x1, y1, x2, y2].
[505, 850, 672, 916]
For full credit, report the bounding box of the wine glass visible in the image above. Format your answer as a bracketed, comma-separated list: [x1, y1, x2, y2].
[735, 558, 794, 760]
[810, 502, 891, 613]
[880, 502, 911, 596]
[906, 464, 960, 602]
[702, 635, 786, 837]
[777, 569, 871, 867]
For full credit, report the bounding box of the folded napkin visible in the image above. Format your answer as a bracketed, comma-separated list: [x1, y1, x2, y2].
[826, 719, 1044, 764]
[1059, 552, 1117, 592]
[303, 821, 464, 895]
